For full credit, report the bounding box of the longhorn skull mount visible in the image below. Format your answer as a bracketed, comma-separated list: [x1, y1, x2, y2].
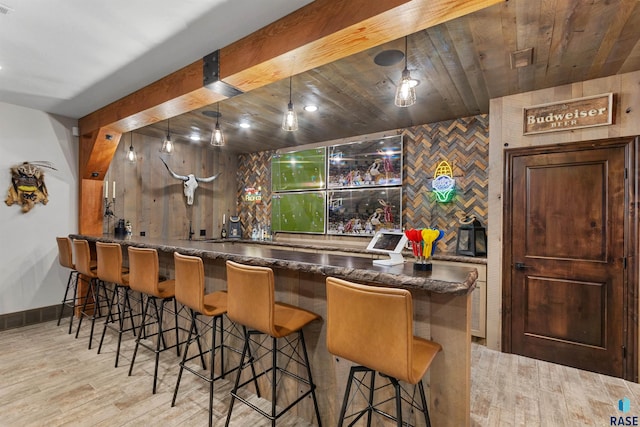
[160, 158, 220, 205]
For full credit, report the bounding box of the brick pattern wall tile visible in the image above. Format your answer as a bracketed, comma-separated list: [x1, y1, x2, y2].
[403, 115, 489, 253]
[237, 150, 274, 238]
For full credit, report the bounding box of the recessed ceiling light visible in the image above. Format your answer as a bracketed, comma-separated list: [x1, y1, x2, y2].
[303, 105, 318, 112]
[239, 122, 251, 129]
[189, 133, 200, 141]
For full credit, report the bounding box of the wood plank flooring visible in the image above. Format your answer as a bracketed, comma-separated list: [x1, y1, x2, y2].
[1, 320, 639, 426]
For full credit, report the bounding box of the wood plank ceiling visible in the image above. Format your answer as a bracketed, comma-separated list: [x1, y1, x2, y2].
[132, 0, 640, 154]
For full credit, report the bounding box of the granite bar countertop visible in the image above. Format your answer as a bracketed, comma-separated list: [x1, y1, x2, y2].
[193, 237, 488, 265]
[71, 234, 478, 296]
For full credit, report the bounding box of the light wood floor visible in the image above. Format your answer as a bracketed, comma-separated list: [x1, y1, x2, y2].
[1, 320, 639, 426]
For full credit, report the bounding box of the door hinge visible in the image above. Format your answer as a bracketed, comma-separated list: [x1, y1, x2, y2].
[623, 345, 627, 359]
[623, 257, 627, 269]
[625, 168, 628, 179]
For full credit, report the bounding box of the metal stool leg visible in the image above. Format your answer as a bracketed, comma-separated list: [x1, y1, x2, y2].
[57, 270, 78, 332]
[152, 298, 166, 394]
[172, 310, 196, 408]
[299, 330, 322, 426]
[225, 328, 250, 427]
[128, 295, 151, 377]
[418, 380, 432, 427]
[74, 276, 95, 340]
[390, 377, 402, 427]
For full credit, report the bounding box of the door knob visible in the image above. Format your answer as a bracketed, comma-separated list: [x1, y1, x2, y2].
[514, 262, 530, 270]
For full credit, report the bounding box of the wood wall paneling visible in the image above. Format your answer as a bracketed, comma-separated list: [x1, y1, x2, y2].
[489, 70, 640, 378]
[105, 133, 238, 240]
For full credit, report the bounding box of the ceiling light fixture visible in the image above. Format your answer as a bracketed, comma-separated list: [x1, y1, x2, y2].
[126, 132, 137, 163]
[282, 76, 298, 131]
[303, 105, 318, 112]
[160, 118, 174, 154]
[239, 122, 251, 129]
[395, 36, 419, 107]
[211, 103, 224, 146]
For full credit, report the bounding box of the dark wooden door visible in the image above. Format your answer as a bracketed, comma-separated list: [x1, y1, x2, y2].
[507, 141, 629, 377]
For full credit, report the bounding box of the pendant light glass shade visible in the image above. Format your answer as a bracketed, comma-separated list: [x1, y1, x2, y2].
[126, 132, 137, 163]
[282, 76, 298, 131]
[395, 36, 419, 107]
[160, 119, 174, 154]
[211, 103, 224, 146]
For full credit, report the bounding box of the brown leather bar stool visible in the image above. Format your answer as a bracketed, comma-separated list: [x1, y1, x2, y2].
[127, 246, 182, 394]
[73, 239, 110, 349]
[95, 242, 137, 368]
[56, 237, 81, 334]
[224, 260, 322, 427]
[326, 277, 442, 427]
[171, 252, 252, 427]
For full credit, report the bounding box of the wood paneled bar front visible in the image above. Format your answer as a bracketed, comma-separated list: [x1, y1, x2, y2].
[71, 234, 477, 427]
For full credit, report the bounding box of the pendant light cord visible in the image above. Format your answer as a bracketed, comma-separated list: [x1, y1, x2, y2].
[404, 36, 408, 70]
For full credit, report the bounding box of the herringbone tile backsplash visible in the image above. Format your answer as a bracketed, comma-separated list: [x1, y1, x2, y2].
[237, 114, 489, 254]
[403, 115, 489, 253]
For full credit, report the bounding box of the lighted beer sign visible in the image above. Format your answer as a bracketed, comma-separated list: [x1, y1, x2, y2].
[244, 187, 262, 203]
[523, 93, 613, 135]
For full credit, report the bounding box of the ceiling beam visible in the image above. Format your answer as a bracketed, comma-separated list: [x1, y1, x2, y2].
[77, 0, 502, 233]
[220, 0, 505, 92]
[78, 0, 502, 136]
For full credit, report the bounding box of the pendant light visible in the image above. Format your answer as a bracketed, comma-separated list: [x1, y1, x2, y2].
[282, 76, 298, 131]
[126, 132, 137, 163]
[160, 118, 174, 154]
[394, 36, 419, 107]
[211, 103, 224, 146]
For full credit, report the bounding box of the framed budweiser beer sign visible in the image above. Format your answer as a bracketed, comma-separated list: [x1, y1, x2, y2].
[523, 93, 613, 135]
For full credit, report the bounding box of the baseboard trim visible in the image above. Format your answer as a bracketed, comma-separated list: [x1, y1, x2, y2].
[0, 305, 66, 331]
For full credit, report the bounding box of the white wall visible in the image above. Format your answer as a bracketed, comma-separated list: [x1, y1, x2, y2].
[0, 102, 78, 314]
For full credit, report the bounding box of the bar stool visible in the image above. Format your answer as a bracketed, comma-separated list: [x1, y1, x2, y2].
[73, 239, 110, 349]
[326, 277, 442, 427]
[96, 242, 137, 368]
[127, 246, 182, 394]
[56, 236, 81, 334]
[224, 260, 322, 427]
[172, 252, 253, 427]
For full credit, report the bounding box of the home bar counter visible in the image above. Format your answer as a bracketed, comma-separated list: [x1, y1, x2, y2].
[71, 234, 478, 427]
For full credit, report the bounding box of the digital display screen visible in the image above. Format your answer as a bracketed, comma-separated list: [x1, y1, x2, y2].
[372, 233, 403, 251]
[271, 148, 326, 192]
[271, 192, 326, 233]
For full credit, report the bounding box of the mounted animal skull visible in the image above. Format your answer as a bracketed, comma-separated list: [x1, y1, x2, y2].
[160, 158, 219, 205]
